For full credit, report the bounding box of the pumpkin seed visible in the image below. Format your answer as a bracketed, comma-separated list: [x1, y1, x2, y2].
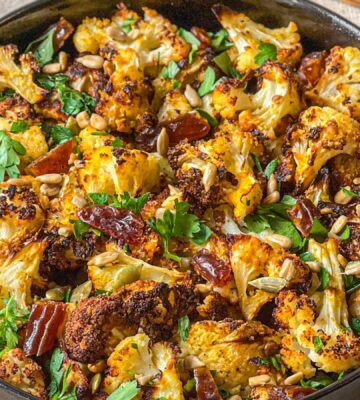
[248, 277, 287, 293]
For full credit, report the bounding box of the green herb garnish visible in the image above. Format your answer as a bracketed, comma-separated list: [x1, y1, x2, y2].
[195, 109, 218, 129]
[264, 159, 278, 179]
[254, 42, 277, 65]
[10, 120, 29, 133]
[49, 125, 74, 145]
[108, 380, 140, 400]
[198, 66, 217, 97]
[25, 28, 56, 66]
[317, 266, 330, 291]
[178, 315, 190, 341]
[0, 130, 26, 182]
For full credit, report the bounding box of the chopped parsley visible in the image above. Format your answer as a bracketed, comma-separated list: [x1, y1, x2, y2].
[177, 315, 190, 341]
[121, 17, 136, 34]
[209, 29, 233, 52]
[25, 28, 56, 66]
[161, 60, 180, 88]
[178, 28, 200, 64]
[309, 218, 328, 242]
[108, 380, 140, 400]
[56, 83, 96, 115]
[0, 130, 26, 182]
[264, 159, 278, 179]
[35, 73, 70, 90]
[195, 109, 218, 129]
[342, 187, 358, 198]
[112, 137, 124, 148]
[317, 266, 330, 292]
[10, 120, 29, 133]
[49, 125, 74, 144]
[213, 51, 242, 78]
[198, 66, 217, 97]
[254, 41, 278, 65]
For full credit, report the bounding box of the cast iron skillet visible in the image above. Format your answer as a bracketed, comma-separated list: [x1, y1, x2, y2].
[0, 0, 358, 399]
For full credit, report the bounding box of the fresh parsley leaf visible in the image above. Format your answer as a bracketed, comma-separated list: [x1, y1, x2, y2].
[88, 193, 109, 205]
[309, 218, 328, 242]
[148, 200, 212, 262]
[0, 89, 15, 101]
[161, 61, 180, 80]
[342, 187, 358, 197]
[300, 372, 334, 389]
[254, 42, 277, 65]
[188, 44, 198, 64]
[94, 289, 112, 296]
[178, 28, 200, 46]
[183, 378, 195, 392]
[177, 315, 190, 341]
[112, 137, 124, 148]
[343, 274, 360, 295]
[108, 380, 140, 400]
[339, 225, 351, 240]
[49, 125, 74, 144]
[0, 131, 27, 181]
[195, 109, 218, 129]
[25, 28, 56, 66]
[314, 336, 324, 352]
[350, 318, 360, 336]
[70, 219, 90, 240]
[317, 266, 330, 291]
[10, 120, 29, 133]
[270, 354, 284, 372]
[36, 73, 69, 90]
[0, 296, 29, 353]
[243, 214, 269, 234]
[121, 17, 136, 34]
[213, 51, 242, 78]
[250, 153, 262, 172]
[299, 251, 315, 262]
[210, 29, 233, 52]
[198, 66, 216, 97]
[56, 83, 96, 115]
[281, 195, 297, 206]
[111, 192, 149, 214]
[264, 159, 278, 179]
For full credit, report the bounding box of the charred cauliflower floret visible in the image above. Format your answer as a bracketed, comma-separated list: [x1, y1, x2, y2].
[250, 385, 314, 400]
[180, 319, 280, 390]
[286, 106, 360, 190]
[0, 348, 48, 399]
[230, 235, 311, 320]
[65, 281, 197, 363]
[238, 63, 305, 139]
[0, 46, 46, 104]
[0, 182, 46, 258]
[103, 333, 184, 399]
[169, 124, 263, 219]
[96, 49, 155, 132]
[212, 4, 302, 75]
[306, 46, 360, 120]
[73, 4, 190, 70]
[274, 239, 360, 375]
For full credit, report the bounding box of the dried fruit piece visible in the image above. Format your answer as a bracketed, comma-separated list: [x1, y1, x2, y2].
[194, 366, 222, 400]
[287, 198, 321, 237]
[78, 205, 144, 245]
[24, 302, 67, 356]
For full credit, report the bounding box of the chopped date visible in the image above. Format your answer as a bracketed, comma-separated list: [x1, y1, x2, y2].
[159, 113, 210, 145]
[78, 205, 144, 245]
[287, 198, 321, 237]
[191, 249, 231, 287]
[24, 302, 67, 357]
[194, 366, 222, 400]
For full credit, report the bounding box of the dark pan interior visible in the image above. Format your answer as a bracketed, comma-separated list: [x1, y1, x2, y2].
[0, 0, 359, 399]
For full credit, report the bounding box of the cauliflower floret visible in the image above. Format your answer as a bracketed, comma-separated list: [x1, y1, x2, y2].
[65, 281, 197, 363]
[274, 239, 360, 375]
[0, 348, 47, 399]
[157, 90, 192, 122]
[238, 63, 305, 139]
[0, 46, 46, 104]
[103, 333, 184, 399]
[230, 235, 311, 320]
[250, 385, 314, 400]
[168, 123, 263, 219]
[0, 182, 46, 259]
[0, 241, 47, 309]
[73, 4, 190, 70]
[306, 46, 360, 120]
[212, 4, 302, 75]
[287, 106, 360, 190]
[96, 49, 155, 133]
[88, 246, 189, 292]
[180, 319, 280, 389]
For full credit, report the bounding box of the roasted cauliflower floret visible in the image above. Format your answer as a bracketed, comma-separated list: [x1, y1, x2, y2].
[96, 49, 155, 132]
[0, 183, 46, 258]
[238, 63, 305, 138]
[180, 319, 280, 389]
[0, 348, 48, 399]
[212, 4, 302, 75]
[230, 235, 311, 320]
[65, 281, 197, 363]
[157, 90, 192, 122]
[286, 106, 360, 190]
[73, 4, 190, 70]
[0, 46, 46, 104]
[250, 385, 314, 400]
[103, 333, 184, 399]
[306, 46, 360, 120]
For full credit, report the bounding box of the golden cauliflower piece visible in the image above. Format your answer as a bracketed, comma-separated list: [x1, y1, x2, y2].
[0, 182, 46, 259]
[238, 63, 305, 138]
[0, 241, 47, 309]
[73, 4, 190, 70]
[287, 106, 360, 190]
[103, 333, 184, 399]
[212, 4, 302, 75]
[0, 45, 46, 104]
[0, 348, 47, 399]
[180, 319, 279, 389]
[250, 385, 314, 400]
[230, 235, 311, 320]
[96, 49, 154, 132]
[306, 46, 360, 120]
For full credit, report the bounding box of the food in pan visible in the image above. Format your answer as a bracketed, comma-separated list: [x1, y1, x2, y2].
[0, 2, 359, 399]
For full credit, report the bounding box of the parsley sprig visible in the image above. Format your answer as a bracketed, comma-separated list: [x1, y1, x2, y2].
[254, 41, 278, 65]
[108, 380, 140, 400]
[88, 191, 149, 214]
[0, 296, 29, 355]
[25, 28, 56, 66]
[148, 200, 212, 262]
[0, 130, 26, 182]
